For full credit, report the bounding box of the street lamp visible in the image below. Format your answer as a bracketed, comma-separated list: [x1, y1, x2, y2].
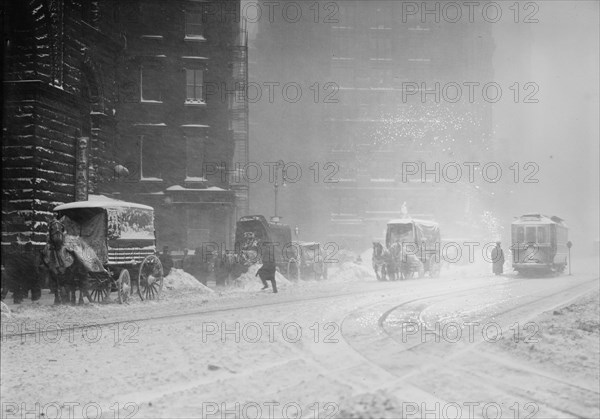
[272, 160, 286, 222]
[567, 241, 573, 275]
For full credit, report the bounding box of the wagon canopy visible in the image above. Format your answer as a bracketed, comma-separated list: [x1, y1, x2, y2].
[54, 195, 156, 264]
[235, 215, 292, 263]
[386, 218, 440, 246]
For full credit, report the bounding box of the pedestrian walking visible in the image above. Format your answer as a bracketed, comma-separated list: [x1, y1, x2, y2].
[491, 241, 505, 275]
[256, 257, 278, 293]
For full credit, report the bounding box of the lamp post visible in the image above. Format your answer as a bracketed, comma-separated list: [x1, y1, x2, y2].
[272, 160, 286, 222]
[567, 241, 572, 275]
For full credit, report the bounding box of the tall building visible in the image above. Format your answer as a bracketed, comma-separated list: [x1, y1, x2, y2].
[107, 0, 248, 249]
[324, 1, 496, 248]
[2, 1, 248, 266]
[250, 1, 495, 249]
[3, 0, 123, 249]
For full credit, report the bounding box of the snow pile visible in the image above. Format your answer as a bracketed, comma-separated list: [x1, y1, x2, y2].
[1, 301, 11, 319]
[494, 290, 600, 388]
[231, 264, 292, 291]
[335, 249, 360, 264]
[163, 268, 214, 293]
[329, 261, 376, 282]
[335, 390, 402, 419]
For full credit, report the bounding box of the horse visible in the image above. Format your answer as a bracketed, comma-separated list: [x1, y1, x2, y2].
[372, 242, 389, 281]
[389, 241, 424, 280]
[385, 242, 402, 281]
[41, 219, 93, 305]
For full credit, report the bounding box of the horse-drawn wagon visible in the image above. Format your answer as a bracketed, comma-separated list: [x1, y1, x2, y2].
[47, 195, 164, 304]
[385, 218, 442, 279]
[234, 215, 292, 273]
[287, 241, 328, 281]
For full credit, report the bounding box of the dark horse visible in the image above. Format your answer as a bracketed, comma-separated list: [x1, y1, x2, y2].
[41, 219, 92, 305]
[372, 242, 395, 281]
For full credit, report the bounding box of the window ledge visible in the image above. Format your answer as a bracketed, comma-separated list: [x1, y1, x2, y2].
[140, 99, 163, 104]
[140, 177, 163, 182]
[184, 35, 206, 42]
[185, 100, 206, 107]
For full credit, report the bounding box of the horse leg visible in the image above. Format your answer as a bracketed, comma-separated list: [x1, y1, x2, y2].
[81, 275, 93, 304]
[69, 284, 77, 305]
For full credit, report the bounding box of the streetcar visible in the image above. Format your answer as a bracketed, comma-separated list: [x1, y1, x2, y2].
[511, 214, 568, 275]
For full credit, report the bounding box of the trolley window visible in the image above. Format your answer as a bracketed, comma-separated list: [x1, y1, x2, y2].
[537, 226, 548, 244]
[516, 226, 525, 242]
[525, 226, 537, 243]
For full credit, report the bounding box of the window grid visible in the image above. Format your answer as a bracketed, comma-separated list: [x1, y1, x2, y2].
[186, 69, 204, 103]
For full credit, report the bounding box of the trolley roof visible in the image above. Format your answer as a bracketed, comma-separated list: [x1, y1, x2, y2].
[54, 195, 154, 212]
[512, 214, 567, 226]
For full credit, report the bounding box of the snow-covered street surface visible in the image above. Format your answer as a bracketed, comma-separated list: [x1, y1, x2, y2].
[1, 258, 599, 419]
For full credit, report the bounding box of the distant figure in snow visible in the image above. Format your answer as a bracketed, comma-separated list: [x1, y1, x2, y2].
[256, 256, 278, 293]
[491, 242, 505, 275]
[179, 248, 190, 271]
[190, 247, 207, 285]
[159, 246, 174, 277]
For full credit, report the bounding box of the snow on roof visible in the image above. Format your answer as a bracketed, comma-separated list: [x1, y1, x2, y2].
[512, 214, 566, 226]
[387, 218, 439, 227]
[166, 185, 226, 192]
[54, 195, 154, 211]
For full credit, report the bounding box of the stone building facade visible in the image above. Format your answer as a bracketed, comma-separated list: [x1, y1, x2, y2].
[2, 1, 248, 270]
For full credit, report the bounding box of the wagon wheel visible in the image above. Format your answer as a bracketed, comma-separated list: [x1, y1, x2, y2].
[88, 275, 110, 302]
[287, 258, 300, 281]
[138, 255, 163, 300]
[401, 269, 414, 280]
[314, 261, 326, 280]
[117, 269, 131, 304]
[429, 259, 441, 278]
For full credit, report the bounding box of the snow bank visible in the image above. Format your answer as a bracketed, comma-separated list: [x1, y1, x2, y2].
[328, 261, 376, 282]
[230, 264, 292, 291]
[1, 301, 11, 319]
[163, 268, 214, 293]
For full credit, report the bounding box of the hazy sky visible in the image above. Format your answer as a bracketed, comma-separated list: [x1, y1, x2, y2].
[493, 1, 599, 246]
[246, 1, 599, 247]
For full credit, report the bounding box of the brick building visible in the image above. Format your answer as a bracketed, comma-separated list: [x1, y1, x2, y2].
[2, 1, 248, 268]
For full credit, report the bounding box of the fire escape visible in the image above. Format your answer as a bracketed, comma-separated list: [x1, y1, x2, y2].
[229, 18, 249, 220]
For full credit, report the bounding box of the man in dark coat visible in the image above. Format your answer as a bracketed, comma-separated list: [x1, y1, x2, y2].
[491, 241, 505, 275]
[158, 246, 174, 277]
[2, 243, 42, 304]
[256, 257, 278, 293]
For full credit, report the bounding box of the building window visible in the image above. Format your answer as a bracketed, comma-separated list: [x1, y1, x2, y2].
[373, 7, 392, 29]
[140, 135, 162, 180]
[186, 69, 204, 103]
[332, 35, 352, 59]
[185, 12, 204, 38]
[186, 136, 205, 179]
[140, 66, 162, 102]
[370, 35, 392, 60]
[338, 3, 356, 28]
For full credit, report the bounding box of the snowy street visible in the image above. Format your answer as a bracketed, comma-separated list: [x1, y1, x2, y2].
[2, 259, 598, 419]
